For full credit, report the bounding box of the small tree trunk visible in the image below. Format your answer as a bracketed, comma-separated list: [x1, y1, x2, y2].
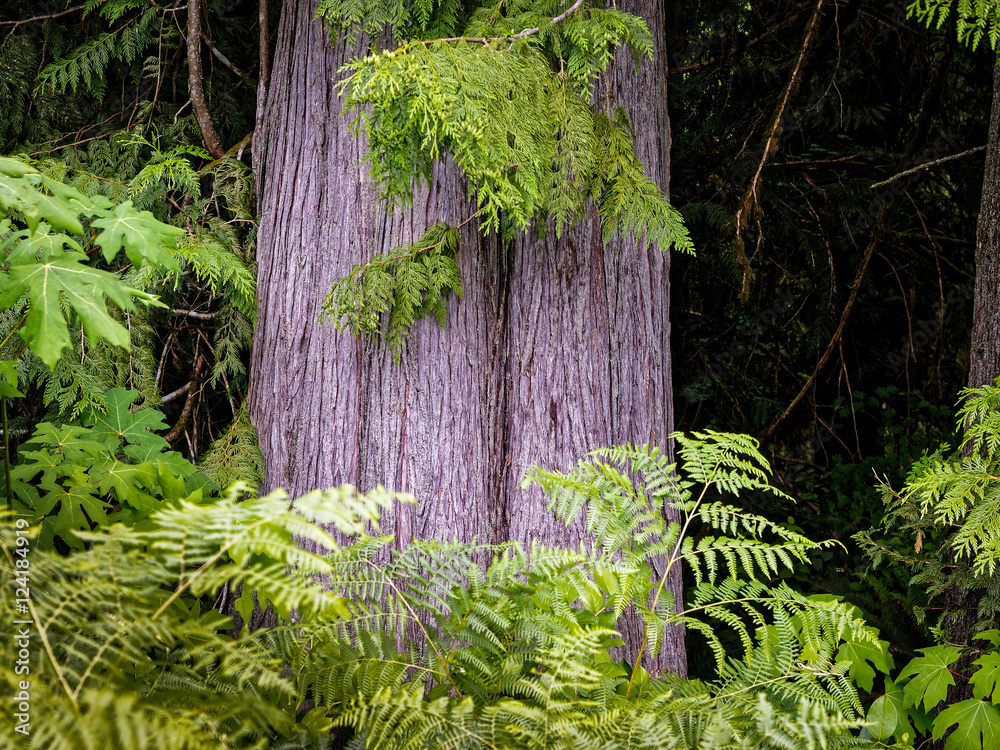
[187, 0, 224, 158]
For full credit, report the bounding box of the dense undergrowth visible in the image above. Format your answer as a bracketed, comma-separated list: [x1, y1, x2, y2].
[4, 1, 1000, 747]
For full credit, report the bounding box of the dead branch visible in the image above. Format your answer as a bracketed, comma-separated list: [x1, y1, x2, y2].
[187, 0, 224, 158]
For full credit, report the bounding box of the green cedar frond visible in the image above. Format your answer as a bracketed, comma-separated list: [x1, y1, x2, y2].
[199, 403, 266, 492]
[326, 0, 692, 352]
[909, 0, 1000, 50]
[36, 7, 160, 100]
[321, 221, 462, 360]
[317, 0, 451, 43]
[0, 36, 39, 147]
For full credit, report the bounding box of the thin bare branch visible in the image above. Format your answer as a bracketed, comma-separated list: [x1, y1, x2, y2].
[870, 145, 986, 189]
[200, 31, 255, 87]
[172, 308, 219, 320]
[763, 210, 886, 441]
[0, 4, 85, 27]
[166, 355, 205, 443]
[253, 0, 271, 207]
[728, 0, 826, 300]
[187, 0, 224, 158]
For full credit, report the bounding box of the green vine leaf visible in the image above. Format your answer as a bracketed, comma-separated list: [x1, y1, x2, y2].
[90, 200, 183, 271]
[834, 626, 894, 693]
[0, 360, 23, 398]
[84, 388, 171, 454]
[899, 645, 964, 712]
[933, 698, 1000, 750]
[12, 388, 216, 548]
[867, 694, 898, 740]
[972, 651, 1000, 702]
[0, 249, 156, 368]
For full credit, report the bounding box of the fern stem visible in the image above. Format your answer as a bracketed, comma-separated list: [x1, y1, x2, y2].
[2, 396, 10, 512]
[363, 558, 466, 699]
[0, 539, 78, 709]
[149, 510, 284, 620]
[624, 477, 714, 698]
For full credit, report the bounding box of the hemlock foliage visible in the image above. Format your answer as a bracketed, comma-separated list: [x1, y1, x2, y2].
[1, 0, 262, 478]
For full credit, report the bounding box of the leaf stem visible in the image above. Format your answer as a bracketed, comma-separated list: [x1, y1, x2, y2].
[624, 476, 714, 698]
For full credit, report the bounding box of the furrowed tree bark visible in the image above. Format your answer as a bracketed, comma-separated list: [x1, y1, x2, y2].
[250, 0, 684, 674]
[935, 57, 1000, 750]
[968, 60, 1000, 391]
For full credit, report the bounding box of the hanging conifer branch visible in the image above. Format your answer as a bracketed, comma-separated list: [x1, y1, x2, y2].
[412, 0, 587, 44]
[322, 221, 464, 359]
[319, 0, 693, 352]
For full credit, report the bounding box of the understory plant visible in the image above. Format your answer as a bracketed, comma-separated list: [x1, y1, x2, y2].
[4, 429, 895, 749]
[856, 380, 1000, 749]
[284, 432, 884, 750]
[0, 484, 407, 749]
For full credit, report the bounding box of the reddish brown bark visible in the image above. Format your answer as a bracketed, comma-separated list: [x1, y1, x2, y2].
[250, 0, 685, 674]
[969, 61, 1000, 391]
[934, 59, 1000, 750]
[187, 0, 224, 159]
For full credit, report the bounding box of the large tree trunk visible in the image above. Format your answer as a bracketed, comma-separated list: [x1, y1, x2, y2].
[250, 0, 685, 675]
[935, 58, 1000, 750]
[969, 61, 1000, 390]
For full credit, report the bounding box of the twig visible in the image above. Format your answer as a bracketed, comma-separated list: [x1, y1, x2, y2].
[187, 0, 224, 158]
[0, 4, 84, 25]
[171, 307, 218, 320]
[728, 0, 826, 300]
[667, 12, 806, 75]
[161, 381, 194, 404]
[165, 355, 205, 443]
[870, 145, 986, 189]
[763, 210, 887, 440]
[196, 330, 236, 416]
[200, 31, 254, 87]
[253, 0, 271, 207]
